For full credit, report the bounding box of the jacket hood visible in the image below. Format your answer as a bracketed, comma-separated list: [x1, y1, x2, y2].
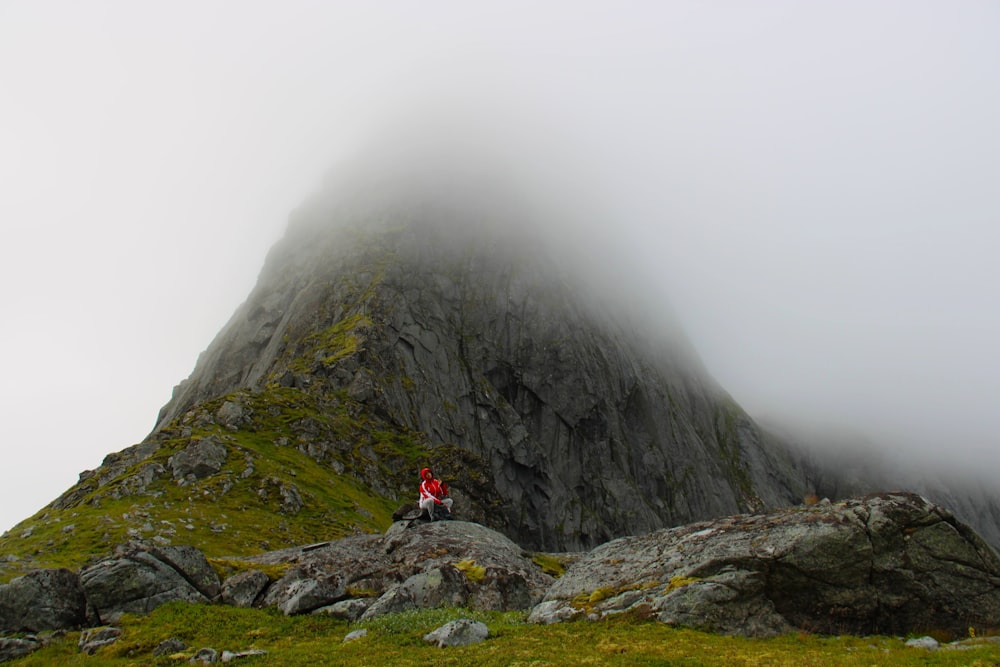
[420, 467, 432, 481]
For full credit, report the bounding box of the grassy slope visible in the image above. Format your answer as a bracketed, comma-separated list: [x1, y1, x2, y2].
[12, 602, 1000, 666]
[0, 383, 422, 581]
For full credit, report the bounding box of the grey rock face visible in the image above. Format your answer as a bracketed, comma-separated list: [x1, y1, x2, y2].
[169, 437, 227, 481]
[221, 570, 270, 608]
[0, 568, 86, 633]
[529, 492, 1000, 638]
[423, 618, 489, 648]
[79, 544, 220, 622]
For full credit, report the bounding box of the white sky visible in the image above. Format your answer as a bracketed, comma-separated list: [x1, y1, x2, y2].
[1, 1, 998, 533]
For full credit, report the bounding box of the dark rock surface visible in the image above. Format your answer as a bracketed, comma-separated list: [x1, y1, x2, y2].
[529, 492, 1000, 638]
[153, 637, 187, 656]
[0, 568, 86, 633]
[0, 637, 41, 662]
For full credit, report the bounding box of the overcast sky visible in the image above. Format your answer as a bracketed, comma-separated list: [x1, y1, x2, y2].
[2, 1, 998, 534]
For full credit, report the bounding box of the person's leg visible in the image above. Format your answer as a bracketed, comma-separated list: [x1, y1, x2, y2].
[418, 497, 435, 519]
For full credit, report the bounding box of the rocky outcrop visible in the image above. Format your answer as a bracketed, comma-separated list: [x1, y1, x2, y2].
[248, 520, 553, 618]
[79, 544, 220, 623]
[169, 437, 227, 482]
[2, 494, 999, 642]
[529, 492, 1000, 638]
[0, 568, 87, 633]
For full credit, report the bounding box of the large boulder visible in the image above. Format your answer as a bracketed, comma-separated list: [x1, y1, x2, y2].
[168, 437, 227, 481]
[245, 520, 552, 618]
[0, 568, 87, 633]
[529, 492, 1000, 638]
[374, 520, 553, 613]
[79, 544, 220, 623]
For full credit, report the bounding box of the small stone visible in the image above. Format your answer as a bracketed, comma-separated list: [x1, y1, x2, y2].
[0, 637, 42, 661]
[312, 598, 375, 621]
[78, 626, 122, 655]
[221, 649, 267, 662]
[905, 636, 939, 650]
[343, 629, 368, 642]
[153, 637, 187, 656]
[423, 619, 489, 648]
[190, 646, 218, 663]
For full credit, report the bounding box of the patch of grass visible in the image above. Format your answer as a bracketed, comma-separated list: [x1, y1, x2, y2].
[287, 313, 372, 374]
[12, 602, 1000, 666]
[531, 552, 567, 578]
[208, 558, 293, 583]
[0, 384, 432, 581]
[453, 559, 487, 583]
[345, 586, 380, 598]
[667, 574, 701, 591]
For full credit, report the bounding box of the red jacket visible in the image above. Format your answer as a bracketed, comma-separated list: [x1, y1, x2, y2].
[419, 468, 448, 504]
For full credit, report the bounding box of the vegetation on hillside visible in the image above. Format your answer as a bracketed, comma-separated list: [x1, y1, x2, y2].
[11, 602, 1000, 666]
[0, 380, 421, 582]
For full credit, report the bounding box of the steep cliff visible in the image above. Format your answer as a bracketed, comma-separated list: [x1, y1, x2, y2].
[0, 173, 820, 577]
[143, 181, 813, 552]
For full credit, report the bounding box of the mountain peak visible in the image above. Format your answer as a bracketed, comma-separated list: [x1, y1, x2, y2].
[1, 166, 810, 576]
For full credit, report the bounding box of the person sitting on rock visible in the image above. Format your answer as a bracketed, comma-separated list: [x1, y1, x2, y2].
[418, 467, 453, 520]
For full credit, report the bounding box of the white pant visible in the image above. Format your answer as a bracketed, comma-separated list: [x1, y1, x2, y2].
[419, 497, 453, 518]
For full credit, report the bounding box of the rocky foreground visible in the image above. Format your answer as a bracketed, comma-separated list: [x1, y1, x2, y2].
[1, 492, 998, 661]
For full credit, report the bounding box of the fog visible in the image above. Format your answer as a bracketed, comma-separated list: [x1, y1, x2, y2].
[2, 1, 998, 534]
